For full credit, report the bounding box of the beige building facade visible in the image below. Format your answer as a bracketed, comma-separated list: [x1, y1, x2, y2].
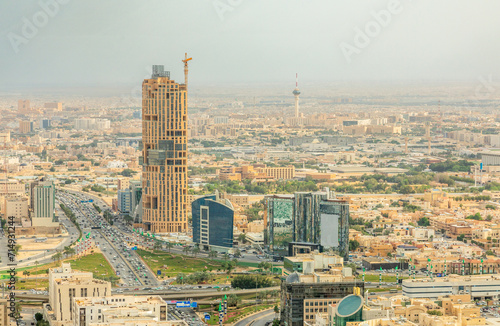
[72, 295, 186, 326]
[141, 66, 188, 234]
[45, 264, 111, 326]
[2, 195, 28, 222]
[0, 299, 9, 326]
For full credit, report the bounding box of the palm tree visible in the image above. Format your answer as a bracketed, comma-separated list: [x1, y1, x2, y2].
[258, 262, 272, 274]
[209, 250, 218, 260]
[274, 305, 279, 319]
[225, 261, 235, 275]
[182, 246, 191, 256]
[22, 270, 30, 279]
[192, 247, 201, 257]
[223, 253, 229, 261]
[33, 260, 40, 286]
[153, 241, 162, 251]
[166, 242, 174, 253]
[238, 233, 246, 244]
[53, 252, 63, 262]
[12, 244, 21, 256]
[63, 246, 75, 258]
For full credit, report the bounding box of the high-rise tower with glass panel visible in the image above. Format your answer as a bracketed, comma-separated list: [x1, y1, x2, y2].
[140, 65, 188, 233]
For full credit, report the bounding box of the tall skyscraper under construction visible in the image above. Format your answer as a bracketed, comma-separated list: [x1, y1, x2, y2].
[140, 65, 188, 233]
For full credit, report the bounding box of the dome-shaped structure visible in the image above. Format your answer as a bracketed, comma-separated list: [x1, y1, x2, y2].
[285, 272, 300, 284]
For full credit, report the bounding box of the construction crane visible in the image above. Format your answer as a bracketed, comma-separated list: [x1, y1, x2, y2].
[182, 53, 192, 89]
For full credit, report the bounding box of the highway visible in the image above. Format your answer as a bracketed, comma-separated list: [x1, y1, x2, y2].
[16, 286, 281, 302]
[234, 309, 274, 326]
[57, 191, 158, 287]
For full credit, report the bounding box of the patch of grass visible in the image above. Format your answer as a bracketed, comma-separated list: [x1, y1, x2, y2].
[233, 261, 260, 268]
[67, 252, 118, 283]
[358, 274, 406, 282]
[1, 261, 60, 278]
[137, 249, 226, 278]
[16, 278, 49, 291]
[12, 252, 118, 289]
[206, 305, 274, 325]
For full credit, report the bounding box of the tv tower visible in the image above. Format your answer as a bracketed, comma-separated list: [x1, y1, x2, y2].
[292, 73, 301, 118]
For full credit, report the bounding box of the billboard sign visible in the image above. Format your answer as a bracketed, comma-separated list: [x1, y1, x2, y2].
[176, 301, 191, 308]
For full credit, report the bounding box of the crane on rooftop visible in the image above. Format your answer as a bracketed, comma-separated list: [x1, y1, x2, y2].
[182, 53, 192, 89]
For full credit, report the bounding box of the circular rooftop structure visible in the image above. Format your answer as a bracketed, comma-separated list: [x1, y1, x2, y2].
[337, 295, 363, 317]
[285, 272, 300, 284]
[292, 88, 301, 95]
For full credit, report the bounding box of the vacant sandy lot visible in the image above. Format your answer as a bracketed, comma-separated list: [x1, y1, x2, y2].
[16, 237, 67, 261]
[18, 237, 65, 250]
[18, 251, 44, 261]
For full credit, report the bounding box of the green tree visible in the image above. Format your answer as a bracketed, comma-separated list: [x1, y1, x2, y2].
[349, 240, 360, 251]
[209, 250, 218, 260]
[63, 246, 75, 258]
[231, 275, 273, 289]
[53, 252, 63, 262]
[12, 244, 21, 256]
[120, 169, 137, 177]
[258, 262, 272, 274]
[35, 313, 43, 321]
[428, 310, 443, 316]
[153, 241, 163, 251]
[227, 294, 241, 307]
[417, 217, 430, 227]
[192, 247, 201, 257]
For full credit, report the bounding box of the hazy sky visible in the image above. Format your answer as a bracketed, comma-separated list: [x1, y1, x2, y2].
[1, 0, 500, 92]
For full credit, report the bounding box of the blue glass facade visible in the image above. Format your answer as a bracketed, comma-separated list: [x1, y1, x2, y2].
[192, 194, 234, 249]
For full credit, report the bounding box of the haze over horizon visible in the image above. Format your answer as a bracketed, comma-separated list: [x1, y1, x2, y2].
[1, 0, 500, 93]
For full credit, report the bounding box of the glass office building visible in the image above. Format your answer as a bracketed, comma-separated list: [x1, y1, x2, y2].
[266, 191, 350, 259]
[266, 195, 294, 256]
[192, 192, 234, 251]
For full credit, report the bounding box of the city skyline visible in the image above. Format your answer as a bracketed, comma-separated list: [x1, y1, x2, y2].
[3, 2, 500, 325]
